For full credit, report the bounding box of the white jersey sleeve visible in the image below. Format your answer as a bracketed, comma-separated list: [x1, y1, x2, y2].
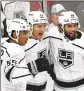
[1, 41, 26, 91]
[1, 41, 25, 77]
[1, 43, 24, 66]
[43, 27, 61, 65]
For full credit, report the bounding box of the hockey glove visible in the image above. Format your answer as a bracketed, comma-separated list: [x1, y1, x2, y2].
[27, 58, 49, 76]
[47, 64, 56, 81]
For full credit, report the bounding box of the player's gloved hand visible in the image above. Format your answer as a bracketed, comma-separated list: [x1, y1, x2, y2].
[27, 57, 49, 76]
[47, 64, 56, 81]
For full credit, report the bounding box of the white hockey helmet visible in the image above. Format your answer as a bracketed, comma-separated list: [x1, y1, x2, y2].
[28, 11, 48, 29]
[59, 11, 79, 30]
[51, 4, 66, 14]
[7, 18, 30, 37]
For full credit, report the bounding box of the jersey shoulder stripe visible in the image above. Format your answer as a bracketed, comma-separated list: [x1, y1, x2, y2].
[43, 36, 63, 41]
[18, 55, 25, 64]
[72, 43, 84, 50]
[25, 43, 37, 51]
[49, 36, 63, 41]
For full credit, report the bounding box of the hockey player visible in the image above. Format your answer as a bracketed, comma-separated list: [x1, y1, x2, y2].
[48, 4, 66, 31]
[23, 11, 54, 91]
[1, 18, 30, 91]
[47, 11, 84, 91]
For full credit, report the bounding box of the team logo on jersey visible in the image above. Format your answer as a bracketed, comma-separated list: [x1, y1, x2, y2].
[58, 48, 74, 69]
[37, 49, 47, 58]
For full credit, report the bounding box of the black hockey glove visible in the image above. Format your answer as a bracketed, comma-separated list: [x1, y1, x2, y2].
[27, 57, 49, 76]
[47, 64, 56, 81]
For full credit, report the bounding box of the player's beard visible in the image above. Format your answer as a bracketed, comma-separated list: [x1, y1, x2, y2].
[64, 31, 76, 40]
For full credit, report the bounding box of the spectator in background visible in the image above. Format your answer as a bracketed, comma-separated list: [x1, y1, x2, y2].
[48, 4, 66, 31]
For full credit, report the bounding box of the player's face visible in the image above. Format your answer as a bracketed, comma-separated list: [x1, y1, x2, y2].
[18, 30, 29, 45]
[51, 14, 59, 25]
[64, 23, 78, 40]
[32, 23, 46, 40]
